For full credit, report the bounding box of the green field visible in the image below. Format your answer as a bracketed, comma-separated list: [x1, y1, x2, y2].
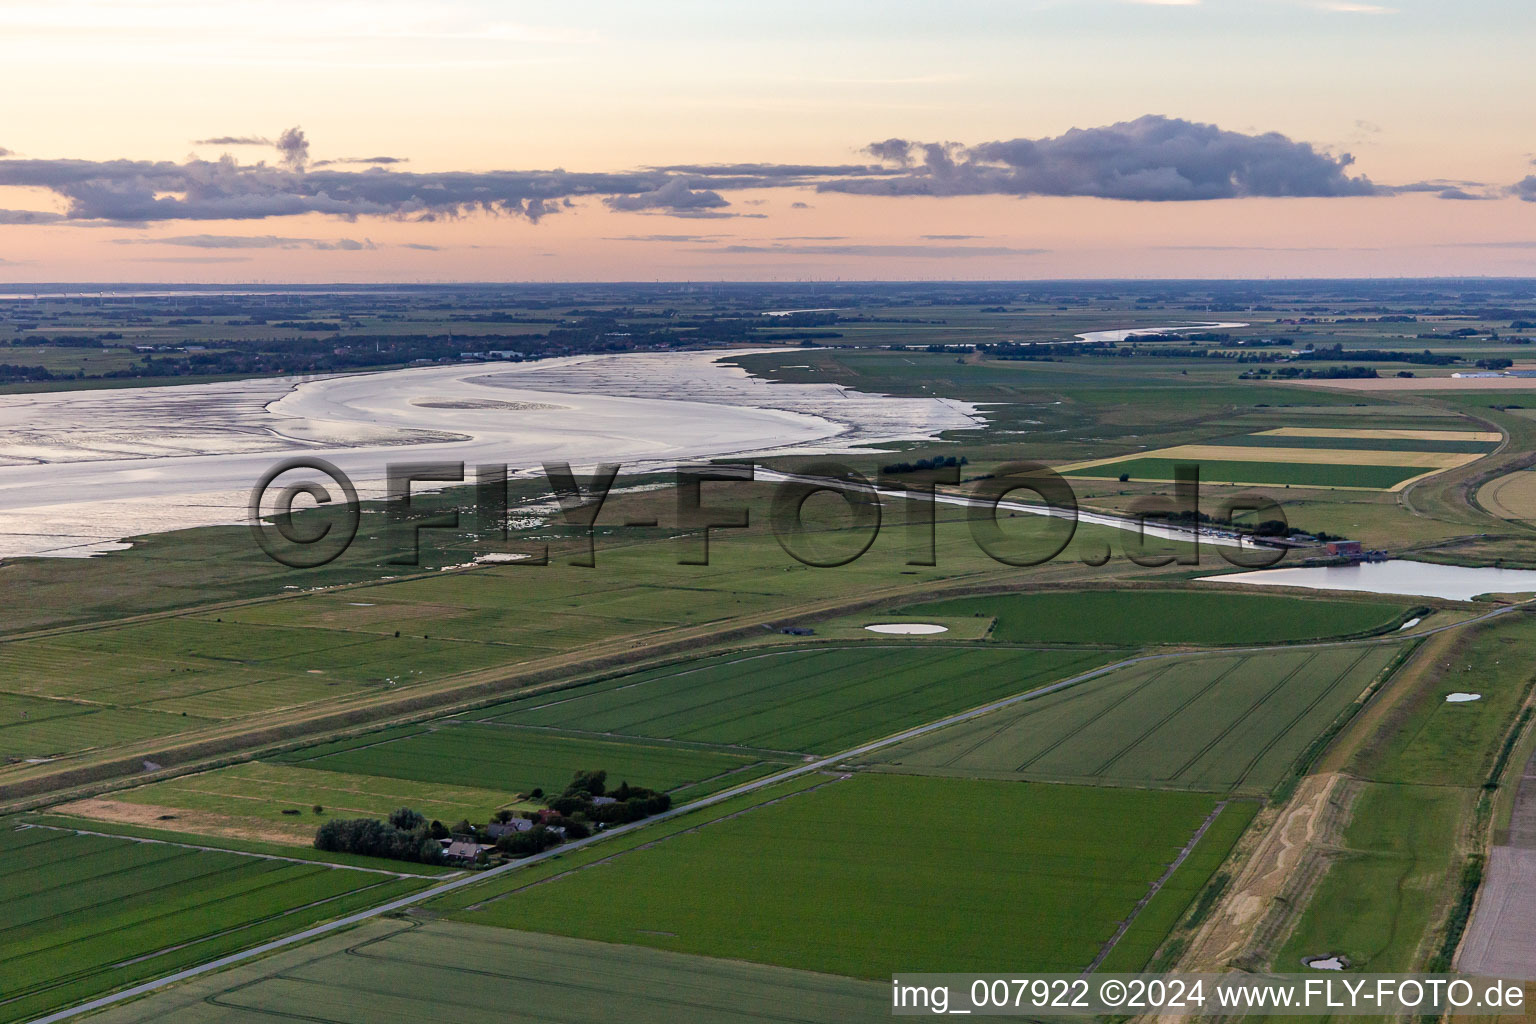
[1099, 798, 1261, 971]
[0, 490, 1154, 772]
[0, 825, 425, 1024]
[1350, 615, 1536, 789]
[1210, 434, 1498, 454]
[276, 722, 778, 797]
[468, 645, 1117, 754]
[1063, 458, 1427, 489]
[868, 645, 1405, 793]
[898, 590, 1410, 647]
[1269, 615, 1536, 975]
[74, 918, 891, 1024]
[455, 774, 1238, 978]
[0, 694, 197, 759]
[109, 762, 531, 841]
[1274, 782, 1472, 972]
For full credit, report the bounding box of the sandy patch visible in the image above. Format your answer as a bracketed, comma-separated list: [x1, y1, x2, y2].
[1177, 773, 1348, 970]
[1258, 427, 1501, 442]
[864, 623, 949, 635]
[54, 797, 311, 845]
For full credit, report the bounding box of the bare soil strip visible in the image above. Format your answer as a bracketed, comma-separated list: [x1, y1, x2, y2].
[1175, 773, 1350, 971]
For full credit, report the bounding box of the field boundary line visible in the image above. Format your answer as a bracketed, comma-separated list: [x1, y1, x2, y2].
[456, 720, 813, 761]
[1085, 800, 1231, 973]
[15, 823, 453, 879]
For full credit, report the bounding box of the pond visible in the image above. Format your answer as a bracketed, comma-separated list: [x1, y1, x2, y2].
[1201, 560, 1536, 602]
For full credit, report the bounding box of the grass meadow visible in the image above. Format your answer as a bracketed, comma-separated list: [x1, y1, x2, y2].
[1274, 782, 1473, 972]
[0, 825, 426, 1024]
[467, 644, 1117, 754]
[104, 761, 532, 842]
[457, 774, 1237, 978]
[897, 590, 1411, 647]
[275, 722, 778, 797]
[867, 644, 1406, 794]
[72, 919, 892, 1024]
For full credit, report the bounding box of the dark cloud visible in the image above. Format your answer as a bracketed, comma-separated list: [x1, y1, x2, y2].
[275, 126, 309, 172]
[194, 135, 272, 146]
[653, 162, 891, 180]
[865, 139, 915, 166]
[0, 154, 671, 223]
[607, 233, 725, 243]
[603, 178, 729, 213]
[399, 242, 442, 250]
[641, 210, 767, 220]
[694, 243, 1046, 258]
[1391, 179, 1495, 199]
[1515, 176, 1536, 202]
[113, 234, 375, 250]
[832, 116, 1382, 201]
[0, 209, 67, 224]
[0, 148, 11, 157]
[312, 156, 409, 167]
[921, 233, 982, 240]
[0, 118, 1489, 231]
[1435, 188, 1492, 201]
[790, 201, 812, 209]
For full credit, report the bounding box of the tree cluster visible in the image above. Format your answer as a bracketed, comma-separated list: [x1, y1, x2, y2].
[312, 806, 444, 864]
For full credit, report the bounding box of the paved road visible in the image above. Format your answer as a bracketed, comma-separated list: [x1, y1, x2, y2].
[25, 598, 1525, 1024]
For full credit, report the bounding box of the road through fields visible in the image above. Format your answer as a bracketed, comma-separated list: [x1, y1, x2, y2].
[24, 597, 1524, 1024]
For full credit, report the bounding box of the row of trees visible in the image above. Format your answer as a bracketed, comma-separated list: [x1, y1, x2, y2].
[313, 807, 444, 864]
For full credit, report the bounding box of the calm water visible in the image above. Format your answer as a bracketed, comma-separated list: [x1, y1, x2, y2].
[1203, 560, 1536, 601]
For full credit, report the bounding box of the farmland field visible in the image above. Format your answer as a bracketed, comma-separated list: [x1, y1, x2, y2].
[454, 774, 1244, 977]
[0, 491, 1157, 774]
[1063, 457, 1432, 490]
[73, 919, 891, 1024]
[1099, 798, 1261, 971]
[0, 825, 426, 1024]
[464, 644, 1118, 753]
[1350, 613, 1536, 789]
[1054, 424, 1493, 492]
[275, 722, 780, 797]
[1274, 782, 1472, 972]
[74, 761, 532, 844]
[896, 590, 1411, 647]
[867, 644, 1407, 793]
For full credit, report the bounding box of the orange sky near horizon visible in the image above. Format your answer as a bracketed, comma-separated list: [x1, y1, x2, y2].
[0, 0, 1532, 281]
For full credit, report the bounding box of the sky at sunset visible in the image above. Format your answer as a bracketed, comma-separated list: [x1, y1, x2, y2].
[0, 0, 1532, 281]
